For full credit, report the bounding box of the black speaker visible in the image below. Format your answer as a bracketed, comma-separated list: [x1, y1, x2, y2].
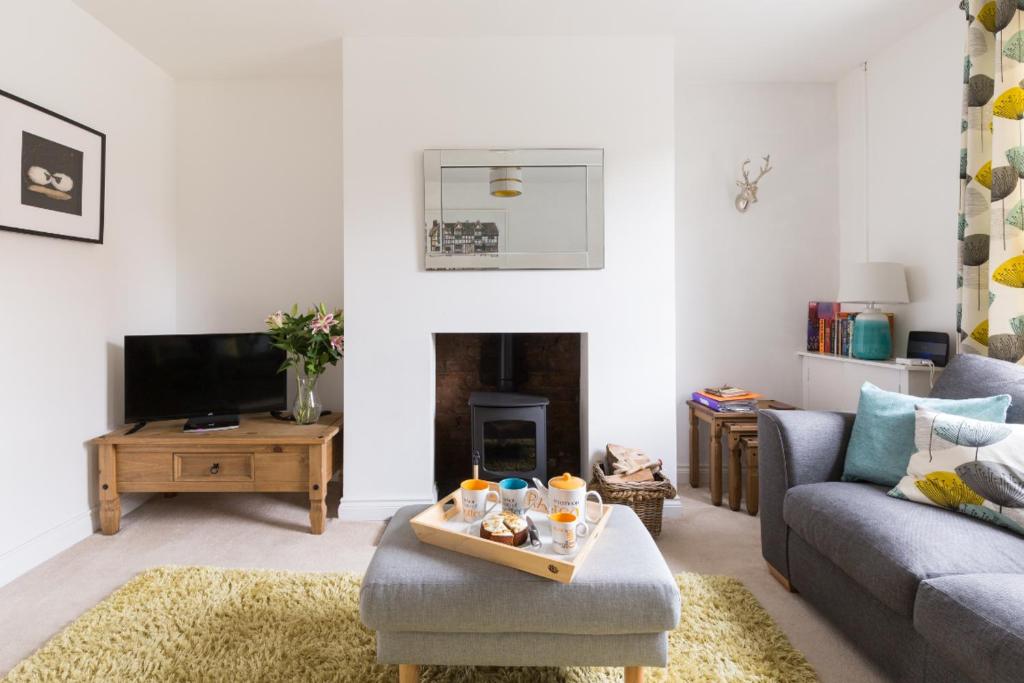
[907, 331, 950, 367]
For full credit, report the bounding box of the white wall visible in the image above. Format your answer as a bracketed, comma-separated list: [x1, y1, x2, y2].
[342, 36, 677, 518]
[675, 83, 840, 477]
[0, 1, 176, 585]
[175, 79, 344, 409]
[837, 8, 963, 354]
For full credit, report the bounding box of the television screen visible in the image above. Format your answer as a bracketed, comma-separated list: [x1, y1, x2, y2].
[124, 333, 286, 422]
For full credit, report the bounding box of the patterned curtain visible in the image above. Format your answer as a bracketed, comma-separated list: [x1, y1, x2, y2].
[959, 0, 1024, 362]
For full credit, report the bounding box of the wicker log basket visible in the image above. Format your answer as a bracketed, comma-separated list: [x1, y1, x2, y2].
[590, 462, 677, 537]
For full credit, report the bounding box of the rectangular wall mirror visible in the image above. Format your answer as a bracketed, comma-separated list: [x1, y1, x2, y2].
[424, 148, 604, 270]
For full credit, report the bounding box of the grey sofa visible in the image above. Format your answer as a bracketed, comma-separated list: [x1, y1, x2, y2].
[759, 354, 1024, 683]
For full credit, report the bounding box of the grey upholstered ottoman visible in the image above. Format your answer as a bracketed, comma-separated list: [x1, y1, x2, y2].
[360, 504, 680, 682]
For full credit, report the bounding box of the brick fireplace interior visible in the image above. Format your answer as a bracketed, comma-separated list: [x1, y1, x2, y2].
[434, 333, 582, 496]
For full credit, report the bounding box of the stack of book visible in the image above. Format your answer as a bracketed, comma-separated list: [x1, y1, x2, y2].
[691, 386, 763, 413]
[808, 302, 850, 355]
[807, 301, 895, 357]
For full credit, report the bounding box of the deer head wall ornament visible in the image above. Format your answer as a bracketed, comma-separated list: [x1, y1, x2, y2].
[734, 155, 772, 213]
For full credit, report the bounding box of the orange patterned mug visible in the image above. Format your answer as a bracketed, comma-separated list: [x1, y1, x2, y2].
[460, 479, 499, 522]
[548, 510, 589, 555]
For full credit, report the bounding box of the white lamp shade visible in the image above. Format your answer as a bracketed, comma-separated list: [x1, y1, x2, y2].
[837, 261, 909, 304]
[489, 167, 523, 197]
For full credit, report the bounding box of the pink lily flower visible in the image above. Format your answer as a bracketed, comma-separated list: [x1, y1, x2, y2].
[311, 312, 335, 334]
[330, 335, 344, 353]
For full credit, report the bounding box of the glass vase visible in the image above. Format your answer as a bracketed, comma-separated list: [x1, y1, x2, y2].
[293, 368, 322, 425]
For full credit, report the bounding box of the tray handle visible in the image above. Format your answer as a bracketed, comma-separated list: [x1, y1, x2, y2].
[439, 489, 461, 521]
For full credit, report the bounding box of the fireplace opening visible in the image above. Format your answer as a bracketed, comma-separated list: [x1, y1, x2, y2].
[434, 333, 581, 496]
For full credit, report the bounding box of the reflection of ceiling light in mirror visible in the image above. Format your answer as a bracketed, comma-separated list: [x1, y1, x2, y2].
[489, 166, 523, 197]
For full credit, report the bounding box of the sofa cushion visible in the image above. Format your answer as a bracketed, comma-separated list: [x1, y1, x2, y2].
[915, 574, 1024, 683]
[929, 353, 1024, 424]
[889, 407, 1024, 536]
[841, 382, 1010, 487]
[359, 504, 680, 636]
[783, 482, 1024, 617]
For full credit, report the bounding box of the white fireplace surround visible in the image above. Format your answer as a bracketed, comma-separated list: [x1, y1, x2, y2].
[340, 36, 677, 520]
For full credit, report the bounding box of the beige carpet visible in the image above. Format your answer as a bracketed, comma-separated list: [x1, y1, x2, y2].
[2, 566, 816, 683]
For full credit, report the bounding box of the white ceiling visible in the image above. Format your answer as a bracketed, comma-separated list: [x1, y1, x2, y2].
[74, 0, 951, 81]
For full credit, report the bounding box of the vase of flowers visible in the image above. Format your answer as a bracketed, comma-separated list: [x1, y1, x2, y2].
[265, 304, 344, 425]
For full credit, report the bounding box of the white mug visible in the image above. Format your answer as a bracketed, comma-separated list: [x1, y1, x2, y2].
[460, 479, 499, 522]
[498, 477, 543, 516]
[548, 511, 589, 555]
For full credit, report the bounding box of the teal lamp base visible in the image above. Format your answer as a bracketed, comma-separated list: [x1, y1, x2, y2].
[852, 309, 892, 360]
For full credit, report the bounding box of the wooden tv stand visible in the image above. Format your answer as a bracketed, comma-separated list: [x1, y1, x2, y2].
[93, 414, 342, 535]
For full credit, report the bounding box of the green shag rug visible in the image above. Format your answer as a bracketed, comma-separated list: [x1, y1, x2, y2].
[2, 567, 817, 682]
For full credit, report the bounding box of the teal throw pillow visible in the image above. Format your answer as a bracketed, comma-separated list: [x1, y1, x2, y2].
[841, 382, 1011, 487]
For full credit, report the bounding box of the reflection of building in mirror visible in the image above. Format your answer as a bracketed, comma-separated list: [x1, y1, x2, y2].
[428, 219, 500, 255]
[427, 208, 508, 258]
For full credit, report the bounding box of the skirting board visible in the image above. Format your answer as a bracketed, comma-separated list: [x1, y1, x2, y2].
[0, 493, 150, 588]
[677, 465, 710, 481]
[338, 497, 436, 521]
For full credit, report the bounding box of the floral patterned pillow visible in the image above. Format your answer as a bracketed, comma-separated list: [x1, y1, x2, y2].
[888, 407, 1024, 536]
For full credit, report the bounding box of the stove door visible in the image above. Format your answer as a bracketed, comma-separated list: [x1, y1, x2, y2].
[471, 405, 547, 482]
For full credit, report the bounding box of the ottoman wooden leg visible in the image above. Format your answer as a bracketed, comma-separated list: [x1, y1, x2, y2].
[625, 666, 644, 683]
[399, 663, 419, 682]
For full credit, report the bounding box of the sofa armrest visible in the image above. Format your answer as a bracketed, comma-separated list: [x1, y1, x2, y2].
[757, 409, 855, 579]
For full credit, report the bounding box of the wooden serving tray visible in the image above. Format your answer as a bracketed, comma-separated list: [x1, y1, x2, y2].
[410, 483, 613, 583]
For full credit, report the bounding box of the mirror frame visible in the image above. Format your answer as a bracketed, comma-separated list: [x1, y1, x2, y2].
[423, 148, 604, 270]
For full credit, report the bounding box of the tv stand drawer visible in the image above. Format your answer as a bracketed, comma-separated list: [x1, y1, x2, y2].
[174, 452, 254, 481]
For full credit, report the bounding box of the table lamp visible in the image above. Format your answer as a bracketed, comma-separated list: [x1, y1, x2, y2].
[837, 262, 909, 360]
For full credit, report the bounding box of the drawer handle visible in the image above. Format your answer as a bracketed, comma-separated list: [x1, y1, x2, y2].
[210, 463, 220, 475]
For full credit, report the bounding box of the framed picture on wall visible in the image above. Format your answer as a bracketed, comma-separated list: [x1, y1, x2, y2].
[0, 89, 105, 244]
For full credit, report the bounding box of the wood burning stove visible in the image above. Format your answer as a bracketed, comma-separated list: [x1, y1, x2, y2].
[470, 391, 548, 483]
[468, 334, 548, 483]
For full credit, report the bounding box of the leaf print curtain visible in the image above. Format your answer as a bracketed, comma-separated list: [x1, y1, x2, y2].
[959, 0, 1024, 362]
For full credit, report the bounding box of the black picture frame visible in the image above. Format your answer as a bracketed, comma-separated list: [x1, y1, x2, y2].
[0, 88, 106, 244]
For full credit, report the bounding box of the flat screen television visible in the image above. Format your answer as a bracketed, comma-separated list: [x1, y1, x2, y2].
[124, 333, 286, 430]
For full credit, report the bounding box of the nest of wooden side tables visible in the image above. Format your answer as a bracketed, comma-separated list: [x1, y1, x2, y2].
[590, 463, 677, 537]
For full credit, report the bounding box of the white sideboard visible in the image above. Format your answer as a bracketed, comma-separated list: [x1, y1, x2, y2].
[797, 352, 942, 412]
